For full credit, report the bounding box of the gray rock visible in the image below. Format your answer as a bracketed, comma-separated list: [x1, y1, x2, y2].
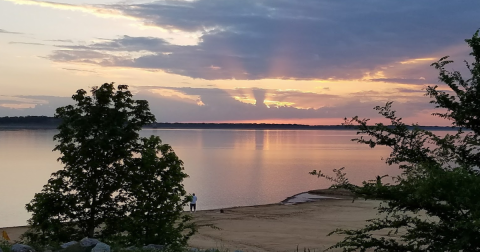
[142, 244, 164, 251]
[79, 237, 100, 247]
[91, 242, 110, 252]
[0, 246, 3, 252]
[124, 246, 137, 251]
[61, 241, 78, 249]
[11, 244, 35, 252]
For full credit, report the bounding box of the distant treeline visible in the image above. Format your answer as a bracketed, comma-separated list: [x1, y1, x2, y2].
[0, 116, 61, 126]
[149, 122, 350, 130]
[0, 116, 459, 131]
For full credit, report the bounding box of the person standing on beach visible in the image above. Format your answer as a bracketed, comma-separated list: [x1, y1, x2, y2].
[190, 193, 197, 212]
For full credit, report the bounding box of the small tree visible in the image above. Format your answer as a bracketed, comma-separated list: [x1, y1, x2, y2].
[24, 83, 194, 246]
[316, 30, 480, 251]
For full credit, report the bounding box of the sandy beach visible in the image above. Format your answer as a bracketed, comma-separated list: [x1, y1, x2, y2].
[188, 198, 381, 251]
[1, 193, 381, 252]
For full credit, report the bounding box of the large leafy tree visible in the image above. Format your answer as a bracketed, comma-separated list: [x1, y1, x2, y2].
[24, 83, 194, 246]
[316, 30, 480, 251]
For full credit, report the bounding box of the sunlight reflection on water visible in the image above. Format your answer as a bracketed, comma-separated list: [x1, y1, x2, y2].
[0, 129, 401, 227]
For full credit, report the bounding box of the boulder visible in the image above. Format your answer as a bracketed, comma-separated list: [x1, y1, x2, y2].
[142, 244, 164, 251]
[11, 244, 35, 252]
[59, 243, 94, 252]
[91, 242, 110, 252]
[79, 238, 99, 247]
[61, 241, 78, 249]
[0, 246, 3, 252]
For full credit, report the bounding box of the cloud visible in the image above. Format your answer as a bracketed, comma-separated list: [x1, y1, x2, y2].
[9, 41, 46, 46]
[62, 68, 97, 73]
[42, 0, 480, 81]
[0, 100, 33, 104]
[395, 88, 426, 94]
[1, 86, 436, 124]
[0, 95, 72, 116]
[45, 39, 73, 43]
[0, 28, 22, 34]
[370, 78, 429, 85]
[133, 86, 434, 122]
[4, 0, 132, 20]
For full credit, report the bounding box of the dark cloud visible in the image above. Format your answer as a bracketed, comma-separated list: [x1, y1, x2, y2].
[395, 88, 426, 93]
[252, 88, 267, 107]
[351, 89, 429, 99]
[46, 0, 480, 81]
[50, 50, 120, 64]
[370, 78, 429, 85]
[0, 29, 22, 34]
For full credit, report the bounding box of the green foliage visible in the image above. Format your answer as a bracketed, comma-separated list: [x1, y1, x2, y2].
[111, 136, 196, 248]
[317, 30, 480, 251]
[0, 239, 11, 252]
[310, 167, 357, 192]
[24, 83, 194, 247]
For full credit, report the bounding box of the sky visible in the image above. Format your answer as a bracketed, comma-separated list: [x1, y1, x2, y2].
[1, 0, 479, 125]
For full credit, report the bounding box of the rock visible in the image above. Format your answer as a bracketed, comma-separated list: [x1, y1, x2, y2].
[142, 244, 164, 251]
[61, 241, 78, 249]
[0, 247, 3, 252]
[124, 246, 137, 251]
[79, 238, 100, 247]
[91, 242, 110, 252]
[11, 244, 35, 252]
[59, 243, 94, 252]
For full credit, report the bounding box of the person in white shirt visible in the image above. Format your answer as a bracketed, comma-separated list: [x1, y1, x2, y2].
[190, 193, 197, 212]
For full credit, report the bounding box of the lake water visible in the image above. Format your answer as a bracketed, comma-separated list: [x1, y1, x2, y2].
[0, 129, 400, 227]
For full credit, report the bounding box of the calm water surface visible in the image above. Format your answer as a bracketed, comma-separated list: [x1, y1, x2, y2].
[0, 129, 400, 227]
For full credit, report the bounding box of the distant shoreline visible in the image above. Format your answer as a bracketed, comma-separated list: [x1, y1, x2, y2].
[0, 116, 461, 131]
[0, 123, 460, 131]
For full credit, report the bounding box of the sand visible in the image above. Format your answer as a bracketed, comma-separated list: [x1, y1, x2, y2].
[188, 199, 381, 252]
[1, 197, 381, 252]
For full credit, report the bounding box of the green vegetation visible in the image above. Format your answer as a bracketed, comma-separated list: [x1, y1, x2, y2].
[23, 83, 195, 248]
[312, 30, 480, 251]
[0, 239, 12, 252]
